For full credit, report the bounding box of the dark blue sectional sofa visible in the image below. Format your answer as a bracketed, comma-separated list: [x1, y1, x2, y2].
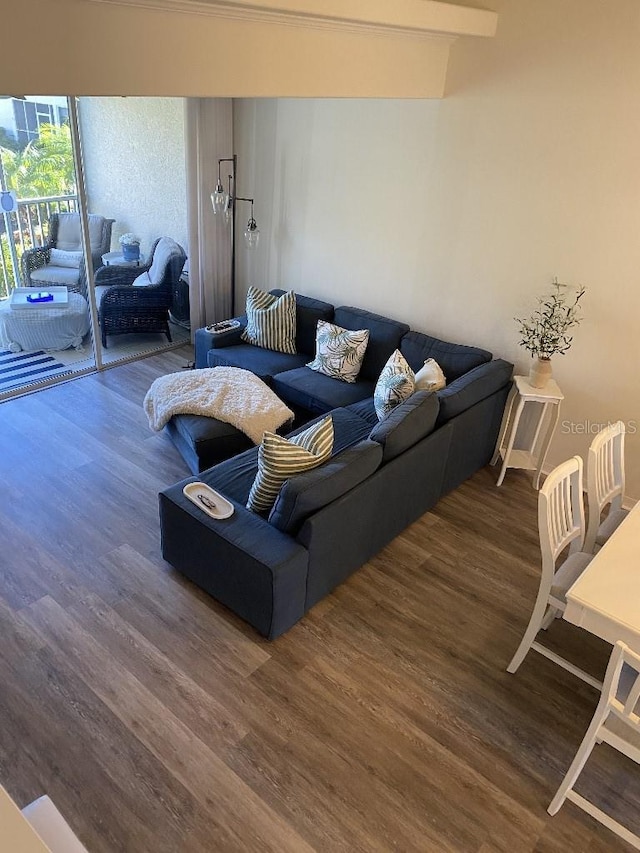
[159, 291, 513, 639]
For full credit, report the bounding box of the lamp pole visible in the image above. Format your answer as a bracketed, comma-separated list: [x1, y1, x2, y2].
[211, 155, 260, 317]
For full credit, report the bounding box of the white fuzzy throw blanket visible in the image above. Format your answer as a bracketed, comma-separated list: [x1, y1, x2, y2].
[143, 367, 294, 444]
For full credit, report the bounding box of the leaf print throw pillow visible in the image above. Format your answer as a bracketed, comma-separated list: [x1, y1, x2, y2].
[306, 320, 370, 384]
[374, 349, 415, 420]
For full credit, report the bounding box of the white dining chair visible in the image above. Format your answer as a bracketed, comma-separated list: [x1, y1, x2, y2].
[584, 420, 628, 554]
[548, 641, 640, 850]
[507, 456, 599, 688]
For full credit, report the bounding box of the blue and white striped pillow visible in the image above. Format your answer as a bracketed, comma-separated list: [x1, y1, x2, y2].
[241, 286, 297, 354]
[247, 415, 334, 514]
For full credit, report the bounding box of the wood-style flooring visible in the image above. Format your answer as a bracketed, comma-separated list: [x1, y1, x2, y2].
[0, 347, 638, 852]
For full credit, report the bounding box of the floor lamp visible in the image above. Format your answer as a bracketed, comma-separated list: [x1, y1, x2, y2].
[211, 155, 260, 315]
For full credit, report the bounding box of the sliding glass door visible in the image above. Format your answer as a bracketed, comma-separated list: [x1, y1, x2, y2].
[0, 95, 97, 395]
[0, 95, 189, 398]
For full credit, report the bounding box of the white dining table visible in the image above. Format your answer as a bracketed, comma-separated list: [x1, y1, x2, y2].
[564, 500, 640, 652]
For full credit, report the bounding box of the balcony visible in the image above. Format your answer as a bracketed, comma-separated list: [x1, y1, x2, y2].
[0, 96, 190, 396]
[0, 194, 78, 298]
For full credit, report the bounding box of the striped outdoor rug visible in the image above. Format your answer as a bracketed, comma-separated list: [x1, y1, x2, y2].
[0, 349, 70, 392]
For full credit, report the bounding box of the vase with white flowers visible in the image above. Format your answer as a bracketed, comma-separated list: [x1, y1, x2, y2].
[515, 278, 586, 388]
[119, 233, 141, 262]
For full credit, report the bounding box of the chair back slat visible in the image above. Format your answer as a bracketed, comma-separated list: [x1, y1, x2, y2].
[539, 456, 585, 566]
[602, 643, 640, 729]
[585, 421, 626, 553]
[589, 421, 626, 511]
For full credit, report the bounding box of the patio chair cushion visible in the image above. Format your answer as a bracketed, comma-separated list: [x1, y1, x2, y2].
[54, 212, 112, 254]
[147, 237, 181, 285]
[56, 213, 83, 252]
[30, 265, 81, 287]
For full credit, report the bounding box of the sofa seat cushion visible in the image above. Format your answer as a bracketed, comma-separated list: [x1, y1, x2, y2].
[30, 265, 80, 287]
[345, 397, 378, 425]
[333, 306, 410, 382]
[270, 440, 384, 535]
[400, 331, 492, 381]
[369, 391, 440, 462]
[287, 406, 373, 453]
[270, 290, 335, 356]
[272, 366, 376, 415]
[165, 413, 254, 474]
[199, 445, 261, 505]
[207, 344, 308, 383]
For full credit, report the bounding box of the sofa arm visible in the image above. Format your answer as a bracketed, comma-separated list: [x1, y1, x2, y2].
[436, 358, 513, 425]
[194, 316, 247, 368]
[159, 485, 309, 638]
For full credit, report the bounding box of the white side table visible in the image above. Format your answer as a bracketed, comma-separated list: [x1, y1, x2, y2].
[101, 251, 144, 267]
[491, 375, 564, 489]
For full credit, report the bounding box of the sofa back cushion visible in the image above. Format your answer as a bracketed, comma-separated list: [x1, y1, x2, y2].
[369, 390, 440, 462]
[269, 439, 383, 535]
[271, 290, 334, 355]
[400, 331, 492, 382]
[436, 358, 513, 425]
[334, 306, 410, 382]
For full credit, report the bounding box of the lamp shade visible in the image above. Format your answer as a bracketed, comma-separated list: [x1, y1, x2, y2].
[244, 220, 260, 249]
[211, 181, 226, 215]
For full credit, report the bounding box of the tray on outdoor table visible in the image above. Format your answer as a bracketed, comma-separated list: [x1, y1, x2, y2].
[10, 287, 69, 309]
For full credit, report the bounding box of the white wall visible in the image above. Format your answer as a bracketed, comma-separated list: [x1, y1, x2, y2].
[78, 98, 188, 258]
[236, 0, 640, 500]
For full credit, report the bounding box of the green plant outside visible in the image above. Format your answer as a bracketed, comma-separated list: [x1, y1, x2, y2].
[0, 122, 76, 298]
[0, 233, 15, 298]
[1, 123, 75, 198]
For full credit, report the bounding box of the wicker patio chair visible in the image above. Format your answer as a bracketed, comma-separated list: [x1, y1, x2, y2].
[21, 212, 114, 297]
[94, 237, 187, 348]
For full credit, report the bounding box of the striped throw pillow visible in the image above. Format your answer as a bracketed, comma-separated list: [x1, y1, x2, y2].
[307, 320, 369, 383]
[247, 415, 334, 514]
[241, 286, 297, 354]
[374, 349, 415, 420]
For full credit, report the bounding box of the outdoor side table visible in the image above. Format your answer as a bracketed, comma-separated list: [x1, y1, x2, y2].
[101, 251, 145, 267]
[491, 374, 564, 489]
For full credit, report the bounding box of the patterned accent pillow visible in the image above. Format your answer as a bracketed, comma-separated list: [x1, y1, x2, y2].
[247, 415, 334, 514]
[49, 248, 82, 268]
[307, 320, 369, 384]
[241, 286, 297, 354]
[414, 358, 446, 392]
[374, 349, 415, 420]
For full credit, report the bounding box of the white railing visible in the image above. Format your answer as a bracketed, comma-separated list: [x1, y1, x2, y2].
[0, 194, 78, 299]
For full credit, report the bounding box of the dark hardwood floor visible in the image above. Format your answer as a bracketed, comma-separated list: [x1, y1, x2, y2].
[0, 347, 637, 852]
